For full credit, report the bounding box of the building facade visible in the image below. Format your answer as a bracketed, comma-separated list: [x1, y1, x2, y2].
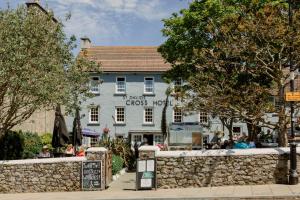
[64, 38, 249, 148]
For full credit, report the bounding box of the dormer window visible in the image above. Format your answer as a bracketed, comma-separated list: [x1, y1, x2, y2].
[116, 77, 126, 94]
[90, 76, 100, 94]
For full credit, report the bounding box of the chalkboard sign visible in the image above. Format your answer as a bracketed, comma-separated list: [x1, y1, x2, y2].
[82, 160, 102, 190]
[136, 159, 156, 190]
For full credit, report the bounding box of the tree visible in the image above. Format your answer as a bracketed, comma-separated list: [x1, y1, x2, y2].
[0, 6, 99, 136]
[159, 0, 299, 146]
[161, 86, 172, 143]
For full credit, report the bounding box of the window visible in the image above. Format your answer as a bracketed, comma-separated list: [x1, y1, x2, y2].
[82, 136, 99, 147]
[89, 106, 99, 123]
[173, 78, 182, 93]
[144, 77, 154, 94]
[144, 107, 154, 124]
[203, 135, 209, 144]
[173, 108, 183, 123]
[154, 135, 163, 145]
[116, 77, 126, 93]
[199, 112, 208, 124]
[90, 137, 99, 147]
[132, 134, 142, 144]
[115, 107, 125, 123]
[233, 126, 241, 134]
[82, 136, 91, 147]
[232, 126, 242, 140]
[90, 76, 100, 94]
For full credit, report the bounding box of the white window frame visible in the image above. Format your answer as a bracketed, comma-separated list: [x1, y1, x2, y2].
[89, 106, 99, 124]
[154, 134, 164, 145]
[90, 137, 99, 147]
[232, 126, 242, 140]
[144, 77, 154, 94]
[144, 107, 154, 124]
[83, 136, 99, 147]
[82, 136, 91, 147]
[173, 78, 183, 93]
[115, 76, 126, 94]
[173, 108, 183, 123]
[203, 135, 209, 144]
[90, 76, 100, 94]
[132, 134, 143, 144]
[115, 106, 125, 124]
[199, 112, 208, 124]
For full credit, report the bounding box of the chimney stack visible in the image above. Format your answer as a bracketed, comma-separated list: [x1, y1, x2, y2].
[80, 37, 91, 49]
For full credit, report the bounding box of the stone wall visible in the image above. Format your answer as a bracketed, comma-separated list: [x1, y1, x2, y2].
[0, 147, 111, 193]
[0, 157, 84, 193]
[156, 148, 300, 189]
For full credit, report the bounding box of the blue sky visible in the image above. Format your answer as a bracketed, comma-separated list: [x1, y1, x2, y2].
[0, 0, 189, 54]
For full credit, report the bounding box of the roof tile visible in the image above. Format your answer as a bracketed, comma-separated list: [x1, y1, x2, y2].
[80, 46, 171, 72]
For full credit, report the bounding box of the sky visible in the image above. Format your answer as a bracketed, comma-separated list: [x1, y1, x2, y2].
[0, 0, 189, 54]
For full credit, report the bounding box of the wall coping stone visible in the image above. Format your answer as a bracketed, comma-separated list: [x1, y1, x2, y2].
[86, 147, 108, 152]
[156, 147, 300, 157]
[0, 157, 86, 165]
[139, 145, 160, 151]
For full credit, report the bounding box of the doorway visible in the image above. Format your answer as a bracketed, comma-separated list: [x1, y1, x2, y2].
[143, 134, 153, 145]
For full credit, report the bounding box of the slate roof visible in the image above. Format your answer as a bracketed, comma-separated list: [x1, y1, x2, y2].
[79, 46, 171, 72]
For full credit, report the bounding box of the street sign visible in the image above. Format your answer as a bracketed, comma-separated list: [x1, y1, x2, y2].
[285, 92, 300, 101]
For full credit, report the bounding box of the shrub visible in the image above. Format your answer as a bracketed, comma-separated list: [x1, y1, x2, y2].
[112, 154, 123, 175]
[40, 133, 53, 150]
[98, 138, 135, 170]
[22, 131, 43, 159]
[0, 130, 24, 160]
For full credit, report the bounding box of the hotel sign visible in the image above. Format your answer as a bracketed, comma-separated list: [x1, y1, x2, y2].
[123, 95, 173, 106]
[285, 92, 300, 101]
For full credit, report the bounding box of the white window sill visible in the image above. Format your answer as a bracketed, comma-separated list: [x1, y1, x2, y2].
[142, 123, 155, 126]
[114, 123, 126, 126]
[114, 93, 126, 96]
[90, 91, 100, 95]
[143, 93, 155, 96]
[87, 122, 100, 126]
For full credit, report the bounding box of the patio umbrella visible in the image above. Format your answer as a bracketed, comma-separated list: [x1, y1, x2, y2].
[72, 108, 82, 148]
[82, 128, 101, 137]
[52, 105, 69, 148]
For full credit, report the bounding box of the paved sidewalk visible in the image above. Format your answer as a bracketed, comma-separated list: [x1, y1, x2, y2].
[1, 184, 300, 200]
[1, 172, 300, 200]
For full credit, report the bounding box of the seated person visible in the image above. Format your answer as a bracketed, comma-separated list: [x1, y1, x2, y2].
[76, 146, 85, 157]
[65, 144, 74, 156]
[38, 145, 51, 158]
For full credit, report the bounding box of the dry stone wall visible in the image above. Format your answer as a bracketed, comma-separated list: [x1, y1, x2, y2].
[0, 147, 110, 193]
[156, 148, 300, 189]
[0, 157, 84, 193]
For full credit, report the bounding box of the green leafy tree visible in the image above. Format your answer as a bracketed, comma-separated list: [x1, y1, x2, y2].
[159, 0, 298, 146]
[0, 5, 99, 136]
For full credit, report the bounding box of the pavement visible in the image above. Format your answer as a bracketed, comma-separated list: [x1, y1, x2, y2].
[1, 172, 300, 200]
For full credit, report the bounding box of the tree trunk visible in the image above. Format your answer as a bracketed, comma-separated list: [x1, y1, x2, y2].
[246, 119, 261, 142]
[277, 82, 288, 147]
[278, 107, 288, 147]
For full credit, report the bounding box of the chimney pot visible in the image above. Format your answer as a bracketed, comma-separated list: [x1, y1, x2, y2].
[81, 37, 91, 49]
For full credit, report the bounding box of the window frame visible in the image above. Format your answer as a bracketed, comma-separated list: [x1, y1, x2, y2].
[144, 107, 154, 124]
[88, 106, 100, 124]
[199, 112, 208, 124]
[115, 106, 126, 124]
[132, 134, 143, 144]
[154, 134, 164, 145]
[115, 76, 126, 94]
[173, 78, 183, 93]
[90, 76, 100, 94]
[144, 77, 154, 94]
[173, 107, 183, 123]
